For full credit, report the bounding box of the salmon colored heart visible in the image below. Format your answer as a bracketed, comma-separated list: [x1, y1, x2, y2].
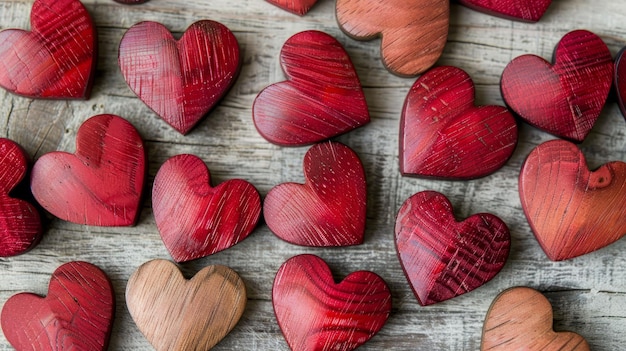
[31, 114, 146, 226]
[501, 30, 613, 142]
[519, 139, 626, 261]
[458, 0, 552, 22]
[614, 47, 626, 121]
[395, 191, 510, 306]
[263, 141, 366, 246]
[152, 154, 261, 262]
[0, 0, 96, 99]
[126, 259, 246, 351]
[1, 261, 115, 351]
[252, 30, 369, 146]
[273, 254, 391, 351]
[0, 139, 42, 257]
[266, 0, 318, 15]
[336, 0, 448, 76]
[481, 287, 590, 350]
[119, 20, 240, 135]
[400, 66, 518, 179]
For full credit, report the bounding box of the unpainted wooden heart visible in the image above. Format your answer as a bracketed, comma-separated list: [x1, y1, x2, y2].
[31, 114, 146, 226]
[273, 254, 391, 351]
[126, 259, 247, 351]
[1, 261, 115, 351]
[481, 287, 590, 351]
[266, 0, 318, 15]
[519, 139, 626, 261]
[458, 0, 552, 22]
[0, 0, 96, 99]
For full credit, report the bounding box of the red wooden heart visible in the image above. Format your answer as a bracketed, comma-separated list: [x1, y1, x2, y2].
[400, 66, 518, 179]
[458, 0, 552, 22]
[395, 191, 510, 306]
[119, 20, 240, 135]
[0, 0, 96, 99]
[263, 141, 366, 246]
[252, 30, 369, 146]
[501, 30, 613, 142]
[273, 254, 391, 351]
[1, 261, 115, 351]
[336, 0, 449, 76]
[614, 47, 626, 121]
[0, 138, 42, 257]
[519, 139, 626, 261]
[266, 0, 318, 15]
[152, 154, 262, 262]
[31, 114, 146, 226]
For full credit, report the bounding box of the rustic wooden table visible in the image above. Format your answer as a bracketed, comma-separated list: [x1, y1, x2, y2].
[1, 0, 626, 349]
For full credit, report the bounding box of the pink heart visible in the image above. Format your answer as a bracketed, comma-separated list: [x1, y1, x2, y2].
[458, 0, 552, 22]
[266, 0, 318, 15]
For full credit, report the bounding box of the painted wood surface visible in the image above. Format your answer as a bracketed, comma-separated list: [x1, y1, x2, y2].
[1, 0, 626, 350]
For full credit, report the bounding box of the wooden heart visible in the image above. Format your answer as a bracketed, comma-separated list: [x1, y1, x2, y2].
[273, 254, 391, 351]
[400, 66, 518, 179]
[119, 20, 240, 135]
[0, 0, 96, 99]
[614, 47, 626, 121]
[253, 30, 369, 146]
[458, 0, 552, 22]
[266, 0, 318, 15]
[0, 138, 42, 257]
[31, 114, 146, 226]
[126, 259, 246, 351]
[336, 0, 449, 76]
[501, 30, 613, 142]
[395, 191, 510, 306]
[263, 141, 367, 246]
[152, 154, 262, 262]
[481, 287, 590, 350]
[1, 261, 115, 351]
[114, 0, 149, 3]
[519, 139, 626, 261]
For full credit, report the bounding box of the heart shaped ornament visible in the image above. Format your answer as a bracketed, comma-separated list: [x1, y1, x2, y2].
[126, 259, 246, 351]
[273, 254, 391, 351]
[153, 154, 262, 262]
[519, 139, 626, 261]
[395, 191, 510, 306]
[336, 0, 448, 76]
[481, 287, 590, 350]
[614, 47, 626, 120]
[401, 66, 518, 179]
[0, 139, 42, 257]
[1, 261, 115, 351]
[458, 0, 552, 22]
[501, 30, 613, 142]
[0, 0, 96, 99]
[253, 30, 369, 146]
[119, 20, 240, 135]
[263, 141, 366, 246]
[266, 0, 318, 15]
[31, 114, 146, 226]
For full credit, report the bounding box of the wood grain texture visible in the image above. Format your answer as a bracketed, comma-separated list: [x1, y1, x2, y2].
[265, 0, 318, 16]
[458, 0, 552, 22]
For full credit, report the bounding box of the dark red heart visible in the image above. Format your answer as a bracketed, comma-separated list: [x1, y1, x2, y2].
[458, 0, 551, 22]
[614, 47, 626, 121]
[264, 141, 366, 246]
[395, 191, 510, 306]
[400, 66, 518, 179]
[1, 261, 115, 351]
[0, 139, 42, 257]
[519, 139, 626, 261]
[31, 114, 146, 226]
[273, 254, 391, 351]
[501, 30, 613, 142]
[119, 20, 240, 135]
[0, 0, 96, 99]
[266, 0, 318, 15]
[252, 30, 369, 146]
[152, 154, 262, 262]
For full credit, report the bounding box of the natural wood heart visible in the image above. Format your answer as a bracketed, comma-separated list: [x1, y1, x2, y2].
[266, 0, 318, 15]
[458, 0, 552, 22]
[126, 259, 247, 351]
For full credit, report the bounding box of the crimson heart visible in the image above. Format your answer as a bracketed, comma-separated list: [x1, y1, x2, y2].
[400, 66, 518, 179]
[0, 138, 42, 257]
[501, 30, 613, 142]
[0, 0, 96, 99]
[614, 47, 626, 120]
[252, 30, 369, 146]
[266, 0, 318, 15]
[263, 141, 366, 246]
[31, 114, 146, 226]
[519, 139, 626, 261]
[273, 254, 391, 351]
[152, 154, 262, 262]
[1, 261, 115, 351]
[119, 20, 240, 135]
[458, 0, 551, 22]
[395, 191, 510, 306]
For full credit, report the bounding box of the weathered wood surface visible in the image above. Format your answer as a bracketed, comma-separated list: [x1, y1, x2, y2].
[1, 0, 626, 349]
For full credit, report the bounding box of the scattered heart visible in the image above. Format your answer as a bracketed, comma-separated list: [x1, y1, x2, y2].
[458, 0, 552, 22]
[266, 0, 318, 15]
[614, 47, 626, 121]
